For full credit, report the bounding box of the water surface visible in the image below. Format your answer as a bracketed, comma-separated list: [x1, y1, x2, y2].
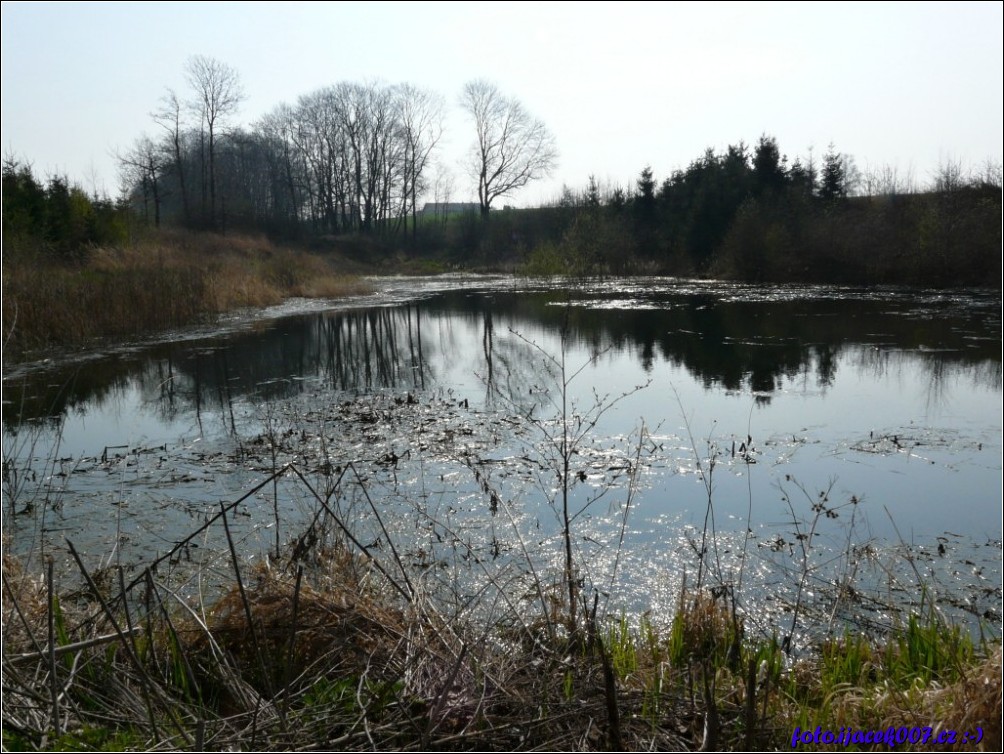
[4, 276, 1000, 644]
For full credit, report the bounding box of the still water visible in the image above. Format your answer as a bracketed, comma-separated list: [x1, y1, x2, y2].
[3, 276, 1001, 643]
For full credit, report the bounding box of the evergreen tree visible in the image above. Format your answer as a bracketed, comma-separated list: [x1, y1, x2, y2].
[752, 134, 785, 194]
[634, 166, 658, 257]
[819, 143, 846, 201]
[787, 157, 815, 198]
[585, 174, 601, 209]
[1, 158, 46, 241]
[635, 166, 656, 221]
[609, 186, 626, 213]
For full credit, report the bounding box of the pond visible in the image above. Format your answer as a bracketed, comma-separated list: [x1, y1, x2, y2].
[3, 276, 1001, 648]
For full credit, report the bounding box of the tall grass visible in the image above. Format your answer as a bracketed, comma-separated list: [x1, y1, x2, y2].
[2, 228, 368, 362]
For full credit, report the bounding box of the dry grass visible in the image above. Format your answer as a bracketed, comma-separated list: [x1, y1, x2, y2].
[189, 550, 409, 698]
[1, 228, 369, 362]
[5, 530, 998, 752]
[783, 643, 1003, 751]
[938, 646, 1003, 748]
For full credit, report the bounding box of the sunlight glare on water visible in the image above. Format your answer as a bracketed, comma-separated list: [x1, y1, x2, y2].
[3, 276, 1000, 640]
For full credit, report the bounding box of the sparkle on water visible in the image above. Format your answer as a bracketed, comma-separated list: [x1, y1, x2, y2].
[3, 276, 1000, 648]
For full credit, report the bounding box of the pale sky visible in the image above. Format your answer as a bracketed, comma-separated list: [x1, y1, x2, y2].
[2, 1, 1001, 205]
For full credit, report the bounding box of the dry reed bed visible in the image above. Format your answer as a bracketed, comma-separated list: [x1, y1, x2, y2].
[2, 229, 369, 361]
[1, 544, 689, 751]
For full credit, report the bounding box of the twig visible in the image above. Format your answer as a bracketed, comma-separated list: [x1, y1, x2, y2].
[8, 627, 142, 664]
[349, 462, 415, 599]
[672, 385, 723, 590]
[124, 463, 293, 593]
[66, 539, 175, 744]
[422, 642, 469, 747]
[219, 502, 277, 705]
[607, 421, 646, 616]
[594, 631, 623, 751]
[1, 570, 47, 659]
[47, 558, 60, 739]
[281, 564, 304, 712]
[288, 464, 412, 602]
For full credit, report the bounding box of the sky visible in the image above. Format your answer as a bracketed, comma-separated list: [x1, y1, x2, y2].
[2, 1, 1002, 206]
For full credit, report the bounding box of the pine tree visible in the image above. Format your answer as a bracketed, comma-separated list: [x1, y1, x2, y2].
[752, 134, 785, 194]
[819, 143, 846, 201]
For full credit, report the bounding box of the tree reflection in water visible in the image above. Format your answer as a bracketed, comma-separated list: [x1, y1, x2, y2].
[2, 280, 999, 635]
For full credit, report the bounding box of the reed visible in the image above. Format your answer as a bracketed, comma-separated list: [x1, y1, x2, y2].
[2, 228, 369, 362]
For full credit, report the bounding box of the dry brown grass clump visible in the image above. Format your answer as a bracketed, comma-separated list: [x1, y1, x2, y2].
[188, 549, 409, 698]
[939, 645, 1003, 748]
[834, 645, 1003, 750]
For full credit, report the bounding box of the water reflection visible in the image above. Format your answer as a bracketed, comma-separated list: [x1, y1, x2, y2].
[2, 282, 1000, 429]
[2, 279, 1000, 638]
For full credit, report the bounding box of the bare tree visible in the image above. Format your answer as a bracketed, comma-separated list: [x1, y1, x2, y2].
[433, 165, 456, 226]
[291, 86, 343, 233]
[933, 156, 966, 193]
[117, 135, 168, 227]
[123, 71, 448, 239]
[256, 103, 307, 232]
[976, 158, 1002, 190]
[460, 79, 557, 217]
[152, 88, 190, 224]
[185, 55, 244, 228]
[396, 84, 443, 241]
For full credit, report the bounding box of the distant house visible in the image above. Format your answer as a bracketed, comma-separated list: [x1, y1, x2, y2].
[420, 202, 480, 217]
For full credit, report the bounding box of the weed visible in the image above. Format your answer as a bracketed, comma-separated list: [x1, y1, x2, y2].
[477, 315, 651, 639]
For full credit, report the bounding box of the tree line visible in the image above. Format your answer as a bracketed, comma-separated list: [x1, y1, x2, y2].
[2, 159, 131, 259]
[4, 51, 999, 287]
[115, 57, 558, 244]
[119, 58, 446, 239]
[536, 136, 859, 272]
[525, 136, 1001, 286]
